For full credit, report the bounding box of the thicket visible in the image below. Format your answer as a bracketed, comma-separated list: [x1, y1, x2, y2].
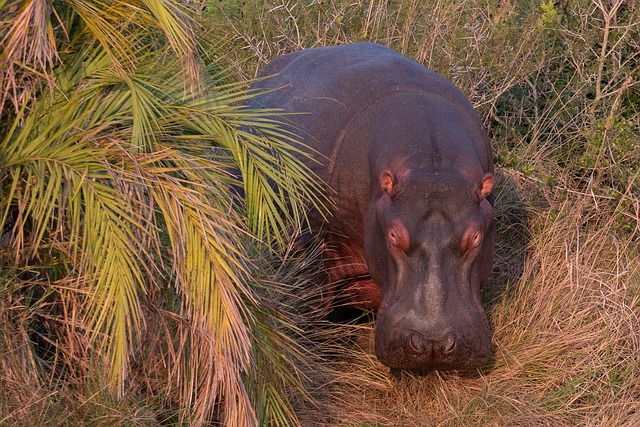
[0, 1, 325, 426]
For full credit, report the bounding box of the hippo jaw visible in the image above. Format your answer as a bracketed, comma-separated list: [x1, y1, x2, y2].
[374, 330, 492, 372]
[364, 171, 495, 372]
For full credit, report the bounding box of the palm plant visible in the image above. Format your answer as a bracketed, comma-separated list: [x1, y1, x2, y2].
[0, 1, 325, 425]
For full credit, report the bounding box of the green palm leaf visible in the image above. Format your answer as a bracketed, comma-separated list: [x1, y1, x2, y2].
[1, 1, 326, 425]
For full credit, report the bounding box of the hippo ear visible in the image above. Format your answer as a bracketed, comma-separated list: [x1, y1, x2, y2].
[380, 170, 397, 196]
[476, 173, 494, 201]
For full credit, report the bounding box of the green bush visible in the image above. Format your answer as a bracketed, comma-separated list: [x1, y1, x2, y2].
[0, 1, 326, 426]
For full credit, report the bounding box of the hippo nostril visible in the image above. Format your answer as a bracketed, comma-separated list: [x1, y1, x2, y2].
[441, 332, 457, 355]
[408, 332, 427, 353]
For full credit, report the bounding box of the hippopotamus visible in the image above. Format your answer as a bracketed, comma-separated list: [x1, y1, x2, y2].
[248, 42, 494, 372]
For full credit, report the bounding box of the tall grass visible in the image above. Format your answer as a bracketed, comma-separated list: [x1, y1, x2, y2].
[208, 0, 640, 425]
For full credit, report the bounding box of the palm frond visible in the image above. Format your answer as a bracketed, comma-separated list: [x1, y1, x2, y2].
[1, 94, 152, 393]
[141, 0, 202, 87]
[173, 84, 330, 249]
[1, 2, 328, 423]
[66, 0, 143, 77]
[1, 0, 57, 71]
[0, 0, 59, 115]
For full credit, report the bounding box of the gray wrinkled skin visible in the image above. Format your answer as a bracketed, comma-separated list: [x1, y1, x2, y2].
[249, 43, 495, 371]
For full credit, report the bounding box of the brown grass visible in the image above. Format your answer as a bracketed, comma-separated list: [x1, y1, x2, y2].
[295, 169, 640, 426]
[207, 0, 640, 425]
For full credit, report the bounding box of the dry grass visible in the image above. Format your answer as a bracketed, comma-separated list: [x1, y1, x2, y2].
[210, 0, 546, 103]
[208, 0, 640, 425]
[294, 168, 640, 426]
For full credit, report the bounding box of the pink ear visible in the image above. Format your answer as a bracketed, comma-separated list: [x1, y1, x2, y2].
[380, 170, 396, 194]
[477, 173, 494, 200]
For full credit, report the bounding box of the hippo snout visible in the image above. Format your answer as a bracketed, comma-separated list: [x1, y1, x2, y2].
[375, 324, 492, 372]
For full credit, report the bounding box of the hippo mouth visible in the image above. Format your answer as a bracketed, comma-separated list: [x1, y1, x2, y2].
[372, 300, 494, 372]
[373, 326, 494, 372]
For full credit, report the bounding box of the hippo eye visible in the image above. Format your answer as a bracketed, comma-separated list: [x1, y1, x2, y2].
[471, 230, 482, 248]
[387, 220, 410, 252]
[462, 226, 482, 253]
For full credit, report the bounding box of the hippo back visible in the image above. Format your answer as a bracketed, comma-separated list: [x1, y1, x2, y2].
[247, 43, 492, 182]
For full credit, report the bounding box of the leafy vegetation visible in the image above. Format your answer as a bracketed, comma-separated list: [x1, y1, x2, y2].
[1, 0, 639, 426]
[0, 1, 326, 426]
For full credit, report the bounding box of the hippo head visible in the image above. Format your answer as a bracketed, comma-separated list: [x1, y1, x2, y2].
[364, 168, 495, 372]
